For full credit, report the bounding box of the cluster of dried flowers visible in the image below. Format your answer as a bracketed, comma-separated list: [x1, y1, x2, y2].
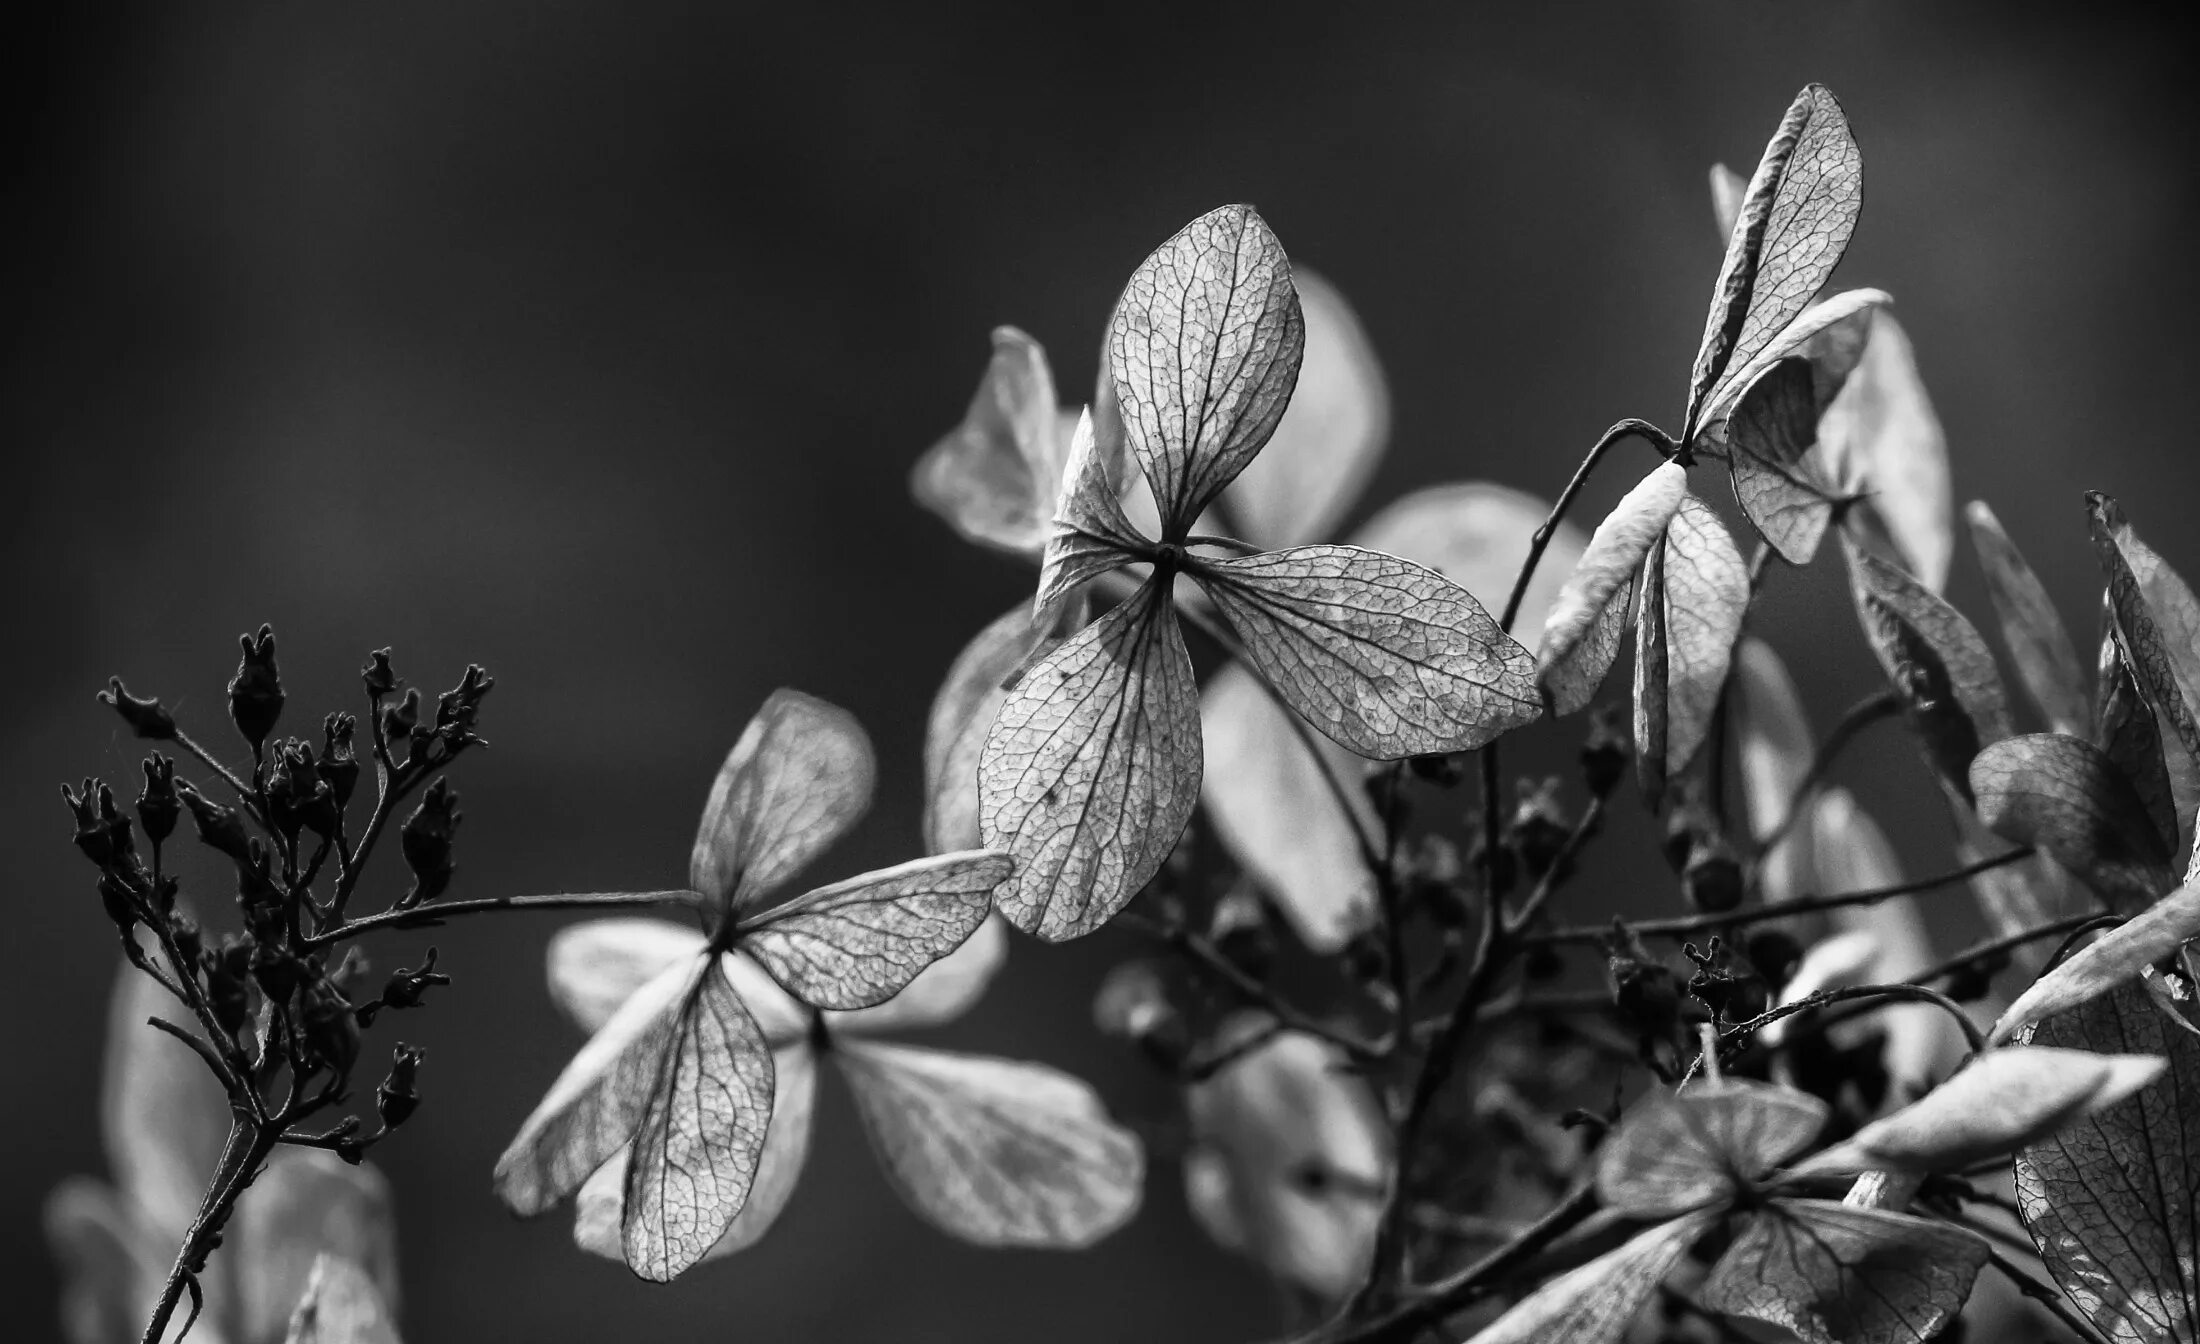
[53, 83, 2200, 1344]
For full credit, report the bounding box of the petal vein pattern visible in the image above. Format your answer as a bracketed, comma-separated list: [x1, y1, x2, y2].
[690, 689, 876, 917]
[621, 960, 775, 1281]
[835, 1039, 1144, 1248]
[1197, 544, 1539, 758]
[1036, 409, 1148, 623]
[1107, 204, 1305, 537]
[979, 576, 1199, 940]
[737, 851, 1009, 1010]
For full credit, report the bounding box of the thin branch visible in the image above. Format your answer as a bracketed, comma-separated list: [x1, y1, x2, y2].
[1503, 795, 1606, 936]
[1528, 848, 2036, 946]
[1124, 912, 1388, 1063]
[171, 729, 260, 813]
[1981, 1244, 2114, 1344]
[306, 889, 700, 947]
[1723, 981, 1987, 1055]
[145, 1015, 235, 1093]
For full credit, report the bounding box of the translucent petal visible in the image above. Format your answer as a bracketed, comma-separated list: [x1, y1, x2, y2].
[493, 955, 705, 1218]
[2091, 493, 2200, 865]
[1699, 1200, 1988, 1344]
[1463, 1209, 1720, 1344]
[546, 917, 709, 1034]
[1708, 161, 1747, 242]
[575, 1042, 816, 1266]
[1107, 204, 1304, 536]
[1035, 409, 1148, 623]
[909, 326, 1067, 556]
[1699, 287, 1887, 443]
[1197, 544, 1539, 757]
[923, 603, 1076, 854]
[1732, 638, 1817, 902]
[827, 913, 1009, 1036]
[736, 851, 1010, 1010]
[1182, 1018, 1391, 1299]
[1687, 84, 1863, 437]
[1727, 356, 1840, 565]
[45, 1177, 187, 1344]
[1809, 789, 1946, 1093]
[1214, 268, 1388, 550]
[281, 1255, 400, 1344]
[690, 689, 876, 917]
[1971, 733, 2176, 911]
[836, 1040, 1143, 1248]
[1822, 312, 1953, 592]
[1199, 663, 1378, 953]
[978, 576, 1200, 941]
[2015, 980, 2200, 1341]
[621, 959, 776, 1281]
[1597, 1079, 1827, 1217]
[1537, 460, 1688, 714]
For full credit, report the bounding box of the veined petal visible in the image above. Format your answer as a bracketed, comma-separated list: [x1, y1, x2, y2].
[979, 576, 1200, 941]
[736, 851, 1009, 1010]
[621, 959, 776, 1281]
[1967, 500, 2089, 737]
[1633, 495, 1750, 799]
[1597, 1079, 1827, 1217]
[1698, 1200, 1987, 1344]
[1687, 84, 1863, 437]
[1700, 287, 1888, 443]
[575, 1042, 817, 1266]
[1464, 1209, 1720, 1344]
[1215, 268, 1389, 549]
[1035, 409, 1148, 623]
[690, 689, 877, 917]
[909, 326, 1068, 556]
[1196, 544, 1539, 758]
[1727, 357, 1841, 566]
[923, 603, 1079, 854]
[835, 1040, 1144, 1248]
[493, 955, 704, 1218]
[1107, 204, 1304, 536]
[1824, 312, 1953, 592]
[828, 914, 1010, 1036]
[1537, 460, 1688, 714]
[546, 917, 710, 1034]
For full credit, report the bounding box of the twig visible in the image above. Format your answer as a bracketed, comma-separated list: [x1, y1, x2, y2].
[1751, 690, 1901, 860]
[306, 889, 700, 947]
[1722, 981, 1987, 1055]
[1527, 848, 2036, 946]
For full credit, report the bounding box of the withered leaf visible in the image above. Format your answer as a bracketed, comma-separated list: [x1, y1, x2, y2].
[835, 1040, 1144, 1248]
[1698, 1199, 1987, 1344]
[1195, 544, 1539, 758]
[1971, 733, 2175, 911]
[1034, 409, 1149, 624]
[2100, 640, 2184, 861]
[1966, 500, 2089, 737]
[2091, 493, 2200, 860]
[2016, 979, 2200, 1342]
[1537, 460, 1688, 714]
[1107, 204, 1305, 538]
[1687, 84, 1863, 438]
[978, 576, 1200, 941]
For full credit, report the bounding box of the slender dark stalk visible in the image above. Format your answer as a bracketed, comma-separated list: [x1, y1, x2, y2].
[1122, 911, 1388, 1062]
[1750, 690, 1901, 860]
[140, 1120, 281, 1344]
[1981, 1245, 2114, 1344]
[306, 889, 700, 947]
[1723, 980, 1987, 1055]
[1527, 848, 2035, 946]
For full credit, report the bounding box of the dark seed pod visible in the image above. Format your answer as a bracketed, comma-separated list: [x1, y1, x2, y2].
[99, 678, 177, 740]
[227, 625, 285, 747]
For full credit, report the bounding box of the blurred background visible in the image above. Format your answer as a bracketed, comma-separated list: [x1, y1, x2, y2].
[7, 3, 2198, 1340]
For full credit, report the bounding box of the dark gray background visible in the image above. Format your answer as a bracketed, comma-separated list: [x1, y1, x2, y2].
[8, 3, 2196, 1340]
